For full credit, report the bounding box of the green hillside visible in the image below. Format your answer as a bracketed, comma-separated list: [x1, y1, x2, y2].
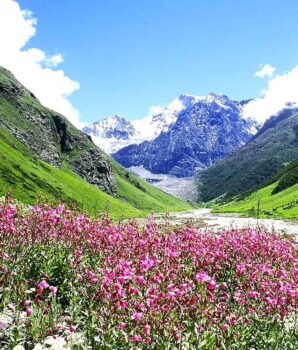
[0, 66, 191, 217]
[212, 161, 298, 219]
[271, 159, 298, 194]
[213, 183, 298, 219]
[0, 128, 140, 218]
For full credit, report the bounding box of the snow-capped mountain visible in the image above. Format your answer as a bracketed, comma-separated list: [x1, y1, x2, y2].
[83, 94, 203, 153]
[113, 93, 260, 177]
[83, 114, 136, 139]
[83, 115, 138, 153]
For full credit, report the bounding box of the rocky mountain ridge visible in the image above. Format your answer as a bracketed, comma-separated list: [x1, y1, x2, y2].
[83, 94, 203, 153]
[113, 93, 259, 177]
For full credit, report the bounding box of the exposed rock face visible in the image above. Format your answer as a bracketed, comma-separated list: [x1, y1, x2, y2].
[0, 66, 116, 194]
[113, 93, 259, 177]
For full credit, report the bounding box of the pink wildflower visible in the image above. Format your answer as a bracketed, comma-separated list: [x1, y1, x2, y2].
[222, 323, 229, 332]
[207, 279, 217, 291]
[119, 322, 126, 330]
[103, 275, 110, 286]
[49, 286, 57, 294]
[132, 311, 143, 321]
[144, 324, 151, 335]
[236, 264, 246, 276]
[248, 290, 260, 298]
[136, 275, 145, 285]
[196, 271, 211, 283]
[114, 283, 125, 297]
[229, 314, 237, 325]
[38, 280, 49, 291]
[130, 334, 142, 342]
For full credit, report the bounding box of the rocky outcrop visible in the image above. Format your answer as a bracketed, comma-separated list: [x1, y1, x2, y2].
[0, 66, 116, 194]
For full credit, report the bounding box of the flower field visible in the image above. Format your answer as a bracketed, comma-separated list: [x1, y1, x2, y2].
[0, 202, 297, 349]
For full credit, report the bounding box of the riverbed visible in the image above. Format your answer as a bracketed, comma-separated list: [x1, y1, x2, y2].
[156, 208, 298, 237]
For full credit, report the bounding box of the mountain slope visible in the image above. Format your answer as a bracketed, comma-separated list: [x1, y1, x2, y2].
[212, 161, 298, 219]
[113, 93, 258, 177]
[213, 183, 298, 219]
[0, 66, 192, 216]
[0, 66, 116, 194]
[0, 127, 140, 218]
[271, 159, 298, 194]
[199, 108, 298, 202]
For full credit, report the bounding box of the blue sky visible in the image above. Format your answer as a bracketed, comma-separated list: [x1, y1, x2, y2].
[9, 0, 298, 123]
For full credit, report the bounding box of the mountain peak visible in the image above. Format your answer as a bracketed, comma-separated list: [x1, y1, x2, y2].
[97, 114, 126, 124]
[206, 92, 230, 102]
[83, 92, 256, 156]
[83, 115, 136, 143]
[108, 114, 123, 120]
[178, 94, 204, 108]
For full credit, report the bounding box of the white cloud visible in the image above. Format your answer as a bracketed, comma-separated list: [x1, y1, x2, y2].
[46, 53, 64, 67]
[243, 65, 298, 123]
[0, 0, 82, 128]
[254, 63, 276, 78]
